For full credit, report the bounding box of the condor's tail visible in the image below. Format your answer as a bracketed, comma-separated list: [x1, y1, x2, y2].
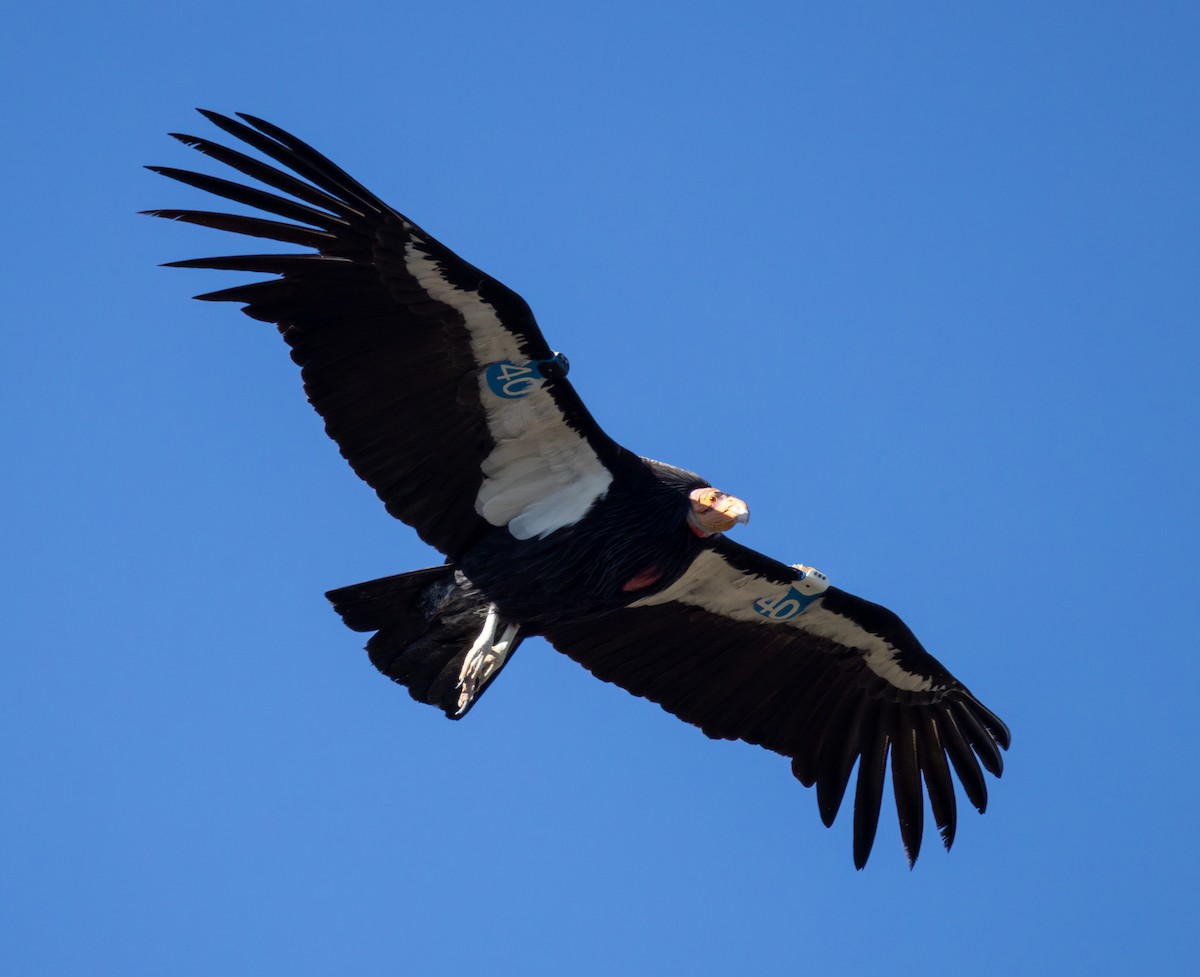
[326, 566, 523, 719]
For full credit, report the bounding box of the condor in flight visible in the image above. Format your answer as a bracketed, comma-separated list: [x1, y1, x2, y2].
[148, 110, 1009, 868]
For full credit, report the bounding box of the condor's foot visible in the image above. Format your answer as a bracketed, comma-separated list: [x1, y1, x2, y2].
[454, 604, 524, 718]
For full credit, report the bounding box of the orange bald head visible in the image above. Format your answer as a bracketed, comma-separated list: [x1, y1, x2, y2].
[687, 487, 750, 537]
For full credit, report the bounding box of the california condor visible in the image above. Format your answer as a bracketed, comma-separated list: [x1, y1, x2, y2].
[147, 110, 1010, 868]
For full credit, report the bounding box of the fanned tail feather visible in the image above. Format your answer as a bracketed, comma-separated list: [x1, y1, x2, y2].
[327, 566, 522, 719]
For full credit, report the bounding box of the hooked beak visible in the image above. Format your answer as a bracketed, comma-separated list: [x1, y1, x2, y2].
[688, 488, 751, 536]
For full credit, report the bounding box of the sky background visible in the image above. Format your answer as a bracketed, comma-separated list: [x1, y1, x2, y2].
[3, 1, 1198, 974]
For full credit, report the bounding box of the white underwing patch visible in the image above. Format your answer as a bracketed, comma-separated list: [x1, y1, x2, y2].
[632, 550, 936, 693]
[796, 606, 936, 693]
[404, 242, 613, 539]
[630, 549, 770, 617]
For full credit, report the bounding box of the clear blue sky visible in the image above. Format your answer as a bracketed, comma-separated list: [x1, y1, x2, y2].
[3, 2, 1197, 974]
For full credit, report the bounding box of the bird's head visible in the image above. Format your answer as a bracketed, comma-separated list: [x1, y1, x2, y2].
[687, 487, 750, 537]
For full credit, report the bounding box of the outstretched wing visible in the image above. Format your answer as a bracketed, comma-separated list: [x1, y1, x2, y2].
[542, 536, 1010, 868]
[148, 110, 627, 558]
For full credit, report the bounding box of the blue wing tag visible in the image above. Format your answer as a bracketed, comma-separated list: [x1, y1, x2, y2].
[484, 353, 570, 400]
[485, 360, 540, 399]
[753, 566, 829, 621]
[753, 587, 821, 621]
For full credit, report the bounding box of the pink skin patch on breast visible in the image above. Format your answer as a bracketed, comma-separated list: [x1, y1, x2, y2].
[622, 565, 664, 592]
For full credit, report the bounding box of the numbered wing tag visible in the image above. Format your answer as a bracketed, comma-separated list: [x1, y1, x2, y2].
[484, 352, 570, 400]
[753, 564, 830, 621]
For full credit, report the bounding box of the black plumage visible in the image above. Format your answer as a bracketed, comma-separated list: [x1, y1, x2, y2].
[149, 110, 1010, 867]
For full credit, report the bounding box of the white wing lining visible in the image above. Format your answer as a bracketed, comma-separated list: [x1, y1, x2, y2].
[631, 549, 938, 693]
[403, 240, 613, 539]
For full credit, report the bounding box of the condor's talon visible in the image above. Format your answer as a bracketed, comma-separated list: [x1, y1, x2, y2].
[454, 605, 522, 717]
